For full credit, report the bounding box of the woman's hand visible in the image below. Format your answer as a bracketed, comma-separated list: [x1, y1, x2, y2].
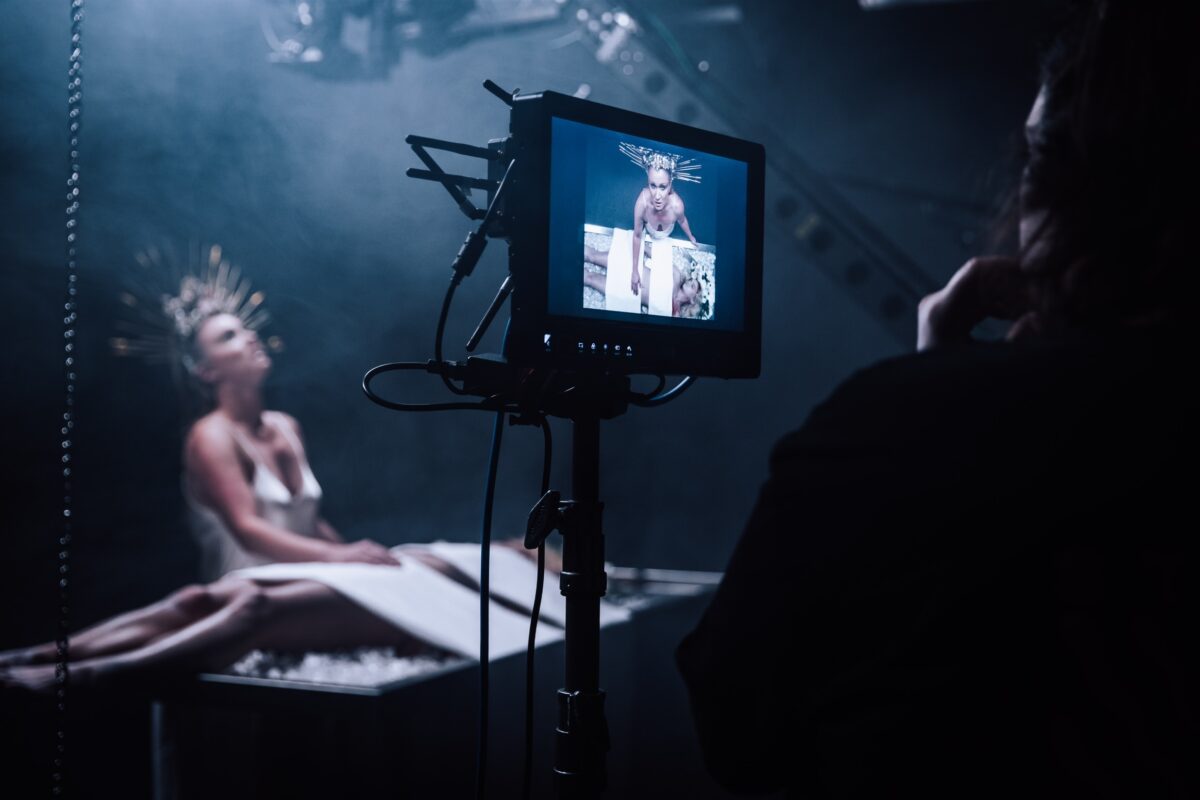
[916, 256, 1040, 351]
[631, 267, 641, 295]
[329, 539, 402, 566]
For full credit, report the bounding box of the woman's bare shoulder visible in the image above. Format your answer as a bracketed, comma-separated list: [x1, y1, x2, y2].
[186, 412, 236, 458]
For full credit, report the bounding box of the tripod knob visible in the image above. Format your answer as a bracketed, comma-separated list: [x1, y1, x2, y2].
[525, 489, 563, 550]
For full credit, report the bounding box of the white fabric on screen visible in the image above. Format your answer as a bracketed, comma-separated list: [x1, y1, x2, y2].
[601, 227, 644, 314]
[647, 238, 676, 317]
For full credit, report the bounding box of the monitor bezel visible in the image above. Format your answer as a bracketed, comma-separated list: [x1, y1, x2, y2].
[504, 90, 764, 379]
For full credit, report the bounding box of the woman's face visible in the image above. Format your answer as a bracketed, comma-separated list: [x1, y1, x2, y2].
[681, 277, 700, 302]
[647, 167, 672, 211]
[193, 312, 271, 387]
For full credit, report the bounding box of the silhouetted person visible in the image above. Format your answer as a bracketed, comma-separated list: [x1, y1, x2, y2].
[677, 3, 1199, 797]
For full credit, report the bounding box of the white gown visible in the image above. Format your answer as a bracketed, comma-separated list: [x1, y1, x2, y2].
[185, 412, 626, 660]
[644, 219, 675, 240]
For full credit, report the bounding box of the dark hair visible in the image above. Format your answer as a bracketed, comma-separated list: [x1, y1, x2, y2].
[1022, 2, 1196, 331]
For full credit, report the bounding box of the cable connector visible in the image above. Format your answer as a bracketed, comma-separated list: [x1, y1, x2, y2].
[452, 229, 489, 279]
[460, 353, 519, 398]
[508, 411, 544, 428]
[425, 358, 466, 378]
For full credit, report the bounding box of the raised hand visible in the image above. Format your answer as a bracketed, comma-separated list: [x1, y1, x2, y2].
[917, 256, 1038, 351]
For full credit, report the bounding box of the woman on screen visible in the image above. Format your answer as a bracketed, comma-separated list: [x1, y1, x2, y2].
[618, 142, 701, 296]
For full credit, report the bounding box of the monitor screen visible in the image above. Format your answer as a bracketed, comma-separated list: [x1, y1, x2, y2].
[546, 118, 749, 333]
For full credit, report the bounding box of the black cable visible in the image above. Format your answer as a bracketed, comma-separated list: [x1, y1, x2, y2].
[630, 375, 697, 407]
[435, 276, 468, 395]
[475, 409, 505, 800]
[361, 361, 514, 412]
[522, 416, 553, 800]
[628, 373, 667, 403]
[434, 157, 517, 395]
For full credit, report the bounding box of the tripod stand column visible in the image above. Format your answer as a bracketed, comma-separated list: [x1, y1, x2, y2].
[554, 415, 609, 798]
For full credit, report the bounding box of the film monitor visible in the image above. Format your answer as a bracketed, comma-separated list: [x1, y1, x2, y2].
[504, 92, 764, 379]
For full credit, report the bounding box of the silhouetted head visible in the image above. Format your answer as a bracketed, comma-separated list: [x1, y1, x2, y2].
[1020, 2, 1196, 332]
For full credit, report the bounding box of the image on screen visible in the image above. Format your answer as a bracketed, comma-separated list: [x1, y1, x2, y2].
[547, 118, 749, 332]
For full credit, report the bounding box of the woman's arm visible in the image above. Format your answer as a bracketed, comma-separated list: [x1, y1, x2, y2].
[315, 519, 343, 543]
[186, 421, 396, 564]
[632, 192, 646, 295]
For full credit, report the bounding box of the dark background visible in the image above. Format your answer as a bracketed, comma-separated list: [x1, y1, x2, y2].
[2, 0, 1066, 794]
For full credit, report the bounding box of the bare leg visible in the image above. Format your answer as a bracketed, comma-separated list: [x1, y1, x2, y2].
[584, 245, 609, 268]
[579, 260, 648, 307]
[583, 269, 606, 293]
[3, 580, 430, 692]
[235, 581, 429, 655]
[0, 582, 233, 668]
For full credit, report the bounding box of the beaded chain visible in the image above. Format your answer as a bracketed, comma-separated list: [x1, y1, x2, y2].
[56, 0, 84, 794]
